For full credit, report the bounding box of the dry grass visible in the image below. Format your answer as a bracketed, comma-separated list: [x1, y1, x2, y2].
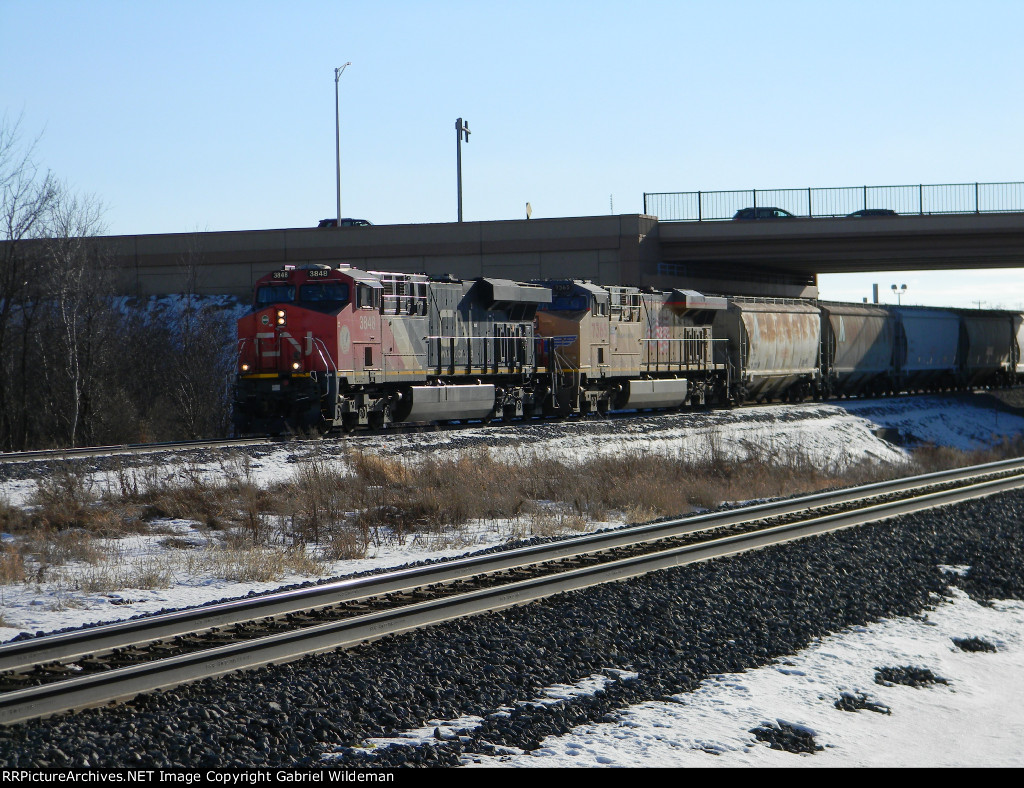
[50, 553, 175, 593]
[0, 544, 26, 584]
[909, 434, 1024, 474]
[182, 545, 325, 583]
[3, 428, 1022, 598]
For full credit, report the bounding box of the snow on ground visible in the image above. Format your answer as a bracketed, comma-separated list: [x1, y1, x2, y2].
[0, 516, 550, 640]
[337, 670, 640, 757]
[842, 394, 1024, 451]
[1, 393, 1023, 766]
[1, 394, 1021, 640]
[3, 393, 1019, 514]
[460, 589, 1024, 768]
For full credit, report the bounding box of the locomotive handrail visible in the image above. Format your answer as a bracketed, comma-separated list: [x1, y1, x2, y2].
[310, 337, 337, 374]
[424, 334, 531, 341]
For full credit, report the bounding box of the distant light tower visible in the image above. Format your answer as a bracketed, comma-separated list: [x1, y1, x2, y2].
[334, 62, 351, 224]
[891, 283, 907, 305]
[455, 118, 470, 222]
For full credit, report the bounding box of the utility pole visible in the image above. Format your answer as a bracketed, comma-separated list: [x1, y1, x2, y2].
[335, 63, 351, 224]
[456, 118, 470, 222]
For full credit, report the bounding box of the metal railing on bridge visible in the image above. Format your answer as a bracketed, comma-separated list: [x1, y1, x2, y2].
[643, 181, 1024, 222]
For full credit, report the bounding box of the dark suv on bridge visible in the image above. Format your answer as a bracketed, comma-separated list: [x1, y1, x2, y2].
[732, 207, 796, 220]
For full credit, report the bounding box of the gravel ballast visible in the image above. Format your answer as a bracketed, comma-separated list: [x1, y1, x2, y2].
[2, 488, 1024, 768]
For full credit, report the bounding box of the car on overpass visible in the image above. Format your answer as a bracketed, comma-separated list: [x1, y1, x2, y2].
[732, 207, 796, 220]
[846, 209, 899, 218]
[318, 218, 373, 228]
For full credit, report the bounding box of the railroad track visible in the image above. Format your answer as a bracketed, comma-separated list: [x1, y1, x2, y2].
[3, 456, 1024, 726]
[0, 390, 981, 466]
[0, 437, 276, 465]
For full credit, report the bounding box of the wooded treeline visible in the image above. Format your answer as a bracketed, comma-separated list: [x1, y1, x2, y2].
[1, 117, 238, 451]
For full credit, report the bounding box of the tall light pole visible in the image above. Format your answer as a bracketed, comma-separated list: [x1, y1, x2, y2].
[891, 283, 907, 305]
[455, 118, 470, 222]
[335, 63, 351, 225]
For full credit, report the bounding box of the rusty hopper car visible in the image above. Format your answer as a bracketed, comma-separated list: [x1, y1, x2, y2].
[819, 302, 895, 397]
[958, 310, 1017, 388]
[713, 298, 821, 403]
[891, 306, 960, 391]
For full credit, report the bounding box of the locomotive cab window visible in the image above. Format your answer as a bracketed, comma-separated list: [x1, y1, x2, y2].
[255, 285, 296, 308]
[539, 295, 588, 312]
[299, 282, 349, 313]
[357, 284, 381, 309]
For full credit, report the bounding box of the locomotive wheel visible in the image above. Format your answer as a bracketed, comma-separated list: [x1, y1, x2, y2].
[368, 408, 390, 430]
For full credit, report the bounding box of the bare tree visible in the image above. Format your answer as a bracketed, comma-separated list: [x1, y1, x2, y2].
[37, 185, 109, 446]
[169, 231, 236, 438]
[0, 115, 59, 449]
[1, 117, 236, 449]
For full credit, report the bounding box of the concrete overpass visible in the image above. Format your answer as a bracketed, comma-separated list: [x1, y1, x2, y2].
[648, 211, 1024, 296]
[10, 210, 1024, 300]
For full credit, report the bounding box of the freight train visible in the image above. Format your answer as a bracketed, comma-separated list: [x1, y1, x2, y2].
[233, 263, 1022, 435]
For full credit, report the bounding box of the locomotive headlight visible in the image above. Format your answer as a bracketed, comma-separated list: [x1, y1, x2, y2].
[276, 309, 287, 326]
[240, 363, 250, 372]
[291, 361, 301, 371]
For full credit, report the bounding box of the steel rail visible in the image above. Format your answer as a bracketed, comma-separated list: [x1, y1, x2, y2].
[0, 391, 1001, 466]
[0, 438, 276, 465]
[3, 455, 1024, 676]
[2, 466, 1022, 726]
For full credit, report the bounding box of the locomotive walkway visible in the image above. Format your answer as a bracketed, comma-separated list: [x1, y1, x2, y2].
[3, 456, 1024, 726]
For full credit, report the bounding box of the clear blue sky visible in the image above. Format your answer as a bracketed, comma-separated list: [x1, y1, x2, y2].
[3, 0, 1023, 307]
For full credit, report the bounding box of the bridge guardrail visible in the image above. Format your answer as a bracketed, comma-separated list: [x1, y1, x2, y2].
[644, 181, 1024, 222]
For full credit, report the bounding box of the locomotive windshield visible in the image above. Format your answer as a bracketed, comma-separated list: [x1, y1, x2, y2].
[255, 284, 296, 307]
[299, 282, 349, 312]
[538, 295, 589, 312]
